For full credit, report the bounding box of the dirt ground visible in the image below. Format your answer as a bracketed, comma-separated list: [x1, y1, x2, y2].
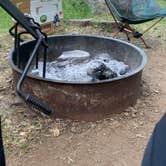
[0, 25, 166, 166]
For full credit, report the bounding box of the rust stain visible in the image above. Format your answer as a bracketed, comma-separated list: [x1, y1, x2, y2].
[12, 70, 142, 121]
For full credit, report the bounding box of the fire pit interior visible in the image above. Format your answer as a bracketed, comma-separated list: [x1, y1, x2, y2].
[30, 48, 130, 82]
[10, 35, 147, 121]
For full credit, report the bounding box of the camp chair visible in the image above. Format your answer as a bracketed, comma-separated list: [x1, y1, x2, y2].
[142, 113, 166, 166]
[104, 0, 166, 48]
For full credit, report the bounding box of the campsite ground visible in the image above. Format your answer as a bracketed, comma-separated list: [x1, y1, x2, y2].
[0, 23, 165, 166]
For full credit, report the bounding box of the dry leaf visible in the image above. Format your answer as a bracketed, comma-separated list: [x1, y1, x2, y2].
[50, 127, 60, 137]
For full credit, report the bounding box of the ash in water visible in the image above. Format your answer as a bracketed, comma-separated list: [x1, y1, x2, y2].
[31, 50, 130, 82]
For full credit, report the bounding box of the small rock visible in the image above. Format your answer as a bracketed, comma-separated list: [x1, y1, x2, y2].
[136, 134, 145, 138]
[70, 125, 82, 134]
[11, 96, 24, 106]
[139, 121, 144, 126]
[154, 110, 159, 113]
[153, 89, 159, 94]
[112, 120, 121, 128]
[90, 123, 96, 128]
[67, 157, 74, 164]
[139, 112, 144, 116]
[0, 87, 7, 92]
[132, 122, 139, 128]
[19, 132, 26, 137]
[131, 112, 137, 118]
[0, 96, 3, 100]
[131, 107, 137, 113]
[124, 112, 129, 117]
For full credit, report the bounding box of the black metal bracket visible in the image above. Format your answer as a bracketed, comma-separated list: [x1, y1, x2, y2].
[118, 24, 125, 32]
[0, 0, 53, 116]
[117, 23, 130, 41]
[133, 31, 143, 38]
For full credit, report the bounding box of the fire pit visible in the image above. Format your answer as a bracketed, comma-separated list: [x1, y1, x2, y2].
[9, 35, 147, 121]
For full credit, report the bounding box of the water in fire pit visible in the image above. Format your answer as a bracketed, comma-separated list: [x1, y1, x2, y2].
[31, 50, 130, 82]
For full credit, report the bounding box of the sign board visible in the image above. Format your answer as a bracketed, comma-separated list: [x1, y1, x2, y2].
[11, 0, 63, 34]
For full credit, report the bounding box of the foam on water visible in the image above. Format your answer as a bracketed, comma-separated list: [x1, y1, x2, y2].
[30, 50, 130, 82]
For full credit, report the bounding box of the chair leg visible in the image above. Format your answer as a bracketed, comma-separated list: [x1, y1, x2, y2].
[112, 22, 152, 48]
[105, 0, 164, 48]
[125, 31, 130, 41]
[113, 30, 120, 38]
[140, 37, 150, 49]
[142, 18, 164, 35]
[124, 25, 150, 48]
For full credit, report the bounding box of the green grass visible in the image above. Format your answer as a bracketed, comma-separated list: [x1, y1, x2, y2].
[158, 0, 166, 7]
[62, 0, 92, 20]
[0, 7, 12, 33]
[0, 0, 92, 34]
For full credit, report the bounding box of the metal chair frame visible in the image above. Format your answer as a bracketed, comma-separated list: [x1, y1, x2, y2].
[105, 0, 165, 48]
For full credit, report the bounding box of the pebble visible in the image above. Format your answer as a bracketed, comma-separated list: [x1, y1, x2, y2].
[0, 96, 3, 100]
[124, 112, 129, 117]
[153, 89, 159, 94]
[131, 107, 137, 113]
[136, 134, 145, 138]
[154, 109, 159, 113]
[90, 123, 96, 128]
[50, 128, 60, 137]
[131, 112, 137, 118]
[112, 120, 121, 128]
[139, 121, 144, 126]
[140, 111, 144, 116]
[67, 157, 74, 164]
[70, 125, 82, 134]
[10, 96, 24, 106]
[19, 132, 26, 136]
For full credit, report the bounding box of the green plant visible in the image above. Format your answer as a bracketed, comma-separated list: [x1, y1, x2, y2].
[0, 7, 12, 33]
[62, 0, 92, 20]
